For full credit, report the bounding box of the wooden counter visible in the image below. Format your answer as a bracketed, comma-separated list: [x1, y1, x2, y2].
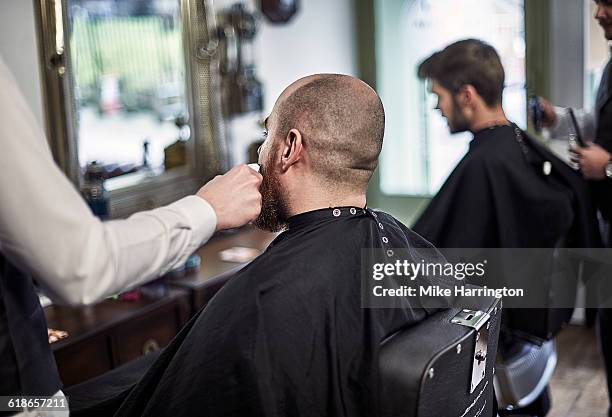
[46, 287, 189, 386]
[44, 227, 276, 386]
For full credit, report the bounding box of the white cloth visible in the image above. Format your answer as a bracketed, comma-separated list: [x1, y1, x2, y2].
[0, 54, 217, 306]
[543, 106, 596, 165]
[546, 105, 596, 142]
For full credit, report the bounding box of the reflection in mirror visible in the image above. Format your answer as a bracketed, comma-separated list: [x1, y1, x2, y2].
[68, 0, 188, 181]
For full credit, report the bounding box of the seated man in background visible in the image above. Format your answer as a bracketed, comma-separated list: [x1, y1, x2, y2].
[114, 74, 454, 417]
[413, 39, 601, 416]
[413, 39, 599, 250]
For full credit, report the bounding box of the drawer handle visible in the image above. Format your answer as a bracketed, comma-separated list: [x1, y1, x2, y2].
[142, 338, 160, 354]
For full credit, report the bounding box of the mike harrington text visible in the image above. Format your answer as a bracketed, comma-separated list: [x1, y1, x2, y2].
[372, 285, 524, 298]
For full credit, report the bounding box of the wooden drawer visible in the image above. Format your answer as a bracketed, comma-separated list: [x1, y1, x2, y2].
[54, 333, 112, 387]
[48, 287, 190, 386]
[111, 301, 183, 366]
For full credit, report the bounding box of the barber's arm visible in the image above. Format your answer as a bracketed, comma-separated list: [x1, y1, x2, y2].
[0, 55, 261, 306]
[566, 85, 612, 181]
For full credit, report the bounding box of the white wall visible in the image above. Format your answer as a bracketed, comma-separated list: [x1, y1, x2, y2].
[0, 0, 45, 125]
[252, 0, 357, 111]
[215, 0, 357, 164]
[0, 0, 358, 166]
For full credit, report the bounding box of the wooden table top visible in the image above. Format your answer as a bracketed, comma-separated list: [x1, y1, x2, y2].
[167, 226, 277, 289]
[44, 226, 276, 349]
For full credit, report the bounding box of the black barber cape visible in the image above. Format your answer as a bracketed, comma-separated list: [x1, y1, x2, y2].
[593, 58, 612, 225]
[413, 124, 601, 340]
[413, 124, 601, 250]
[114, 208, 452, 417]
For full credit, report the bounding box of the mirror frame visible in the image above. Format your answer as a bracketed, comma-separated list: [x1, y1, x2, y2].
[34, 0, 229, 218]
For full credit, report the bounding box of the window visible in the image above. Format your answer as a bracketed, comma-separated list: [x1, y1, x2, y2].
[375, 0, 526, 196]
[585, 0, 610, 109]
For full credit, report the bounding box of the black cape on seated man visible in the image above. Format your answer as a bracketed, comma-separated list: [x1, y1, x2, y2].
[412, 122, 602, 339]
[111, 75, 456, 417]
[413, 41, 601, 339]
[413, 123, 600, 250]
[411, 40, 602, 417]
[412, 41, 600, 252]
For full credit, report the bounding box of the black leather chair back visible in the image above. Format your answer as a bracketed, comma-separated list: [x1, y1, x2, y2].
[380, 298, 502, 417]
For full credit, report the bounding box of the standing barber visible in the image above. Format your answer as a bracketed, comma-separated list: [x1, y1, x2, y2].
[0, 53, 262, 412]
[538, 1, 612, 239]
[537, 1, 612, 415]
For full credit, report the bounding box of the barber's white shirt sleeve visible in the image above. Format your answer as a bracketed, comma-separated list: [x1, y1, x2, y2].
[0, 55, 216, 306]
[542, 106, 597, 164]
[545, 105, 597, 142]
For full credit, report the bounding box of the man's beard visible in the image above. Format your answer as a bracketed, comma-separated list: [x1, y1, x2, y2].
[254, 162, 290, 232]
[448, 97, 470, 134]
[598, 20, 612, 40]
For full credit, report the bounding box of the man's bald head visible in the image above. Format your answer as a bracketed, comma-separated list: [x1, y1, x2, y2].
[270, 74, 385, 192]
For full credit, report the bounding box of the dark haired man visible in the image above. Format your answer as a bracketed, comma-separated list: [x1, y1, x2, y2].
[413, 39, 600, 416]
[417, 40, 506, 135]
[113, 74, 454, 417]
[414, 39, 597, 250]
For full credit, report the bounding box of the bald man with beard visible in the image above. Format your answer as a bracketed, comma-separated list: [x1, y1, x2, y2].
[113, 74, 454, 417]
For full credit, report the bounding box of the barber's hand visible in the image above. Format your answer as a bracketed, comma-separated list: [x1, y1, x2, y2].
[197, 164, 262, 231]
[538, 97, 557, 128]
[570, 143, 611, 180]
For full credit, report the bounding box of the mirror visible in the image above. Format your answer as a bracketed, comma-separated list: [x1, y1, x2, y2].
[68, 0, 189, 179]
[35, 0, 228, 218]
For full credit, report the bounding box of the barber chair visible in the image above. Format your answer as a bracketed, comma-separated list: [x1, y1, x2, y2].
[67, 300, 502, 417]
[495, 339, 556, 416]
[492, 244, 577, 416]
[494, 310, 559, 417]
[380, 297, 502, 417]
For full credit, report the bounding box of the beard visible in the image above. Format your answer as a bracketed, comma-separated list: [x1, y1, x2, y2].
[447, 97, 470, 134]
[254, 161, 290, 232]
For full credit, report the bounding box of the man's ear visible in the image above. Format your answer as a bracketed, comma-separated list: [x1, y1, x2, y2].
[459, 85, 478, 106]
[280, 128, 303, 172]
